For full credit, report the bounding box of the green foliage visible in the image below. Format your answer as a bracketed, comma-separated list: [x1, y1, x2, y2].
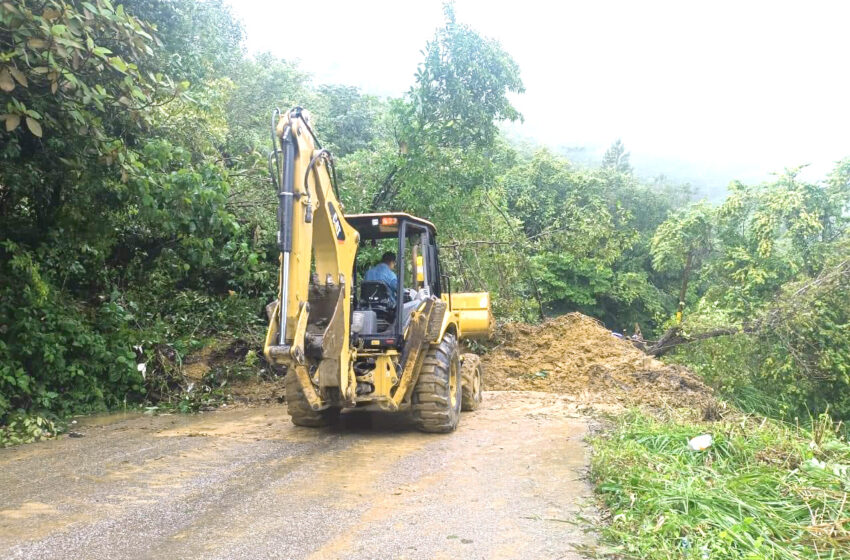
[708, 166, 848, 313]
[0, 0, 165, 133]
[408, 3, 523, 150]
[601, 139, 631, 174]
[121, 0, 244, 82]
[492, 148, 680, 327]
[0, 241, 143, 418]
[0, 0, 181, 227]
[591, 411, 850, 559]
[0, 1, 264, 424]
[0, 411, 59, 447]
[670, 165, 850, 420]
[651, 202, 714, 274]
[675, 242, 850, 420]
[650, 202, 715, 321]
[314, 85, 385, 157]
[370, 3, 524, 210]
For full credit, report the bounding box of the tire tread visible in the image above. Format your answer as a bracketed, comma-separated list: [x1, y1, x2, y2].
[411, 334, 461, 433]
[460, 353, 483, 411]
[285, 371, 339, 427]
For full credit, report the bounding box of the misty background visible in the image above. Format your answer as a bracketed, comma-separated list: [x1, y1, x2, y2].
[230, 0, 849, 199]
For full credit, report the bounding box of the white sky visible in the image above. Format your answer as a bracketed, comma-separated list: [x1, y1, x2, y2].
[228, 0, 850, 192]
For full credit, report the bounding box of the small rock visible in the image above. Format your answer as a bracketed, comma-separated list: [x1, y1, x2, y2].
[687, 434, 712, 451]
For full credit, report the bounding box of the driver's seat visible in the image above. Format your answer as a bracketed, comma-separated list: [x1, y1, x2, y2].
[359, 281, 393, 308]
[359, 282, 395, 330]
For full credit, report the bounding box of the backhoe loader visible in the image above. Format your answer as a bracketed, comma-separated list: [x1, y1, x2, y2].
[263, 107, 492, 432]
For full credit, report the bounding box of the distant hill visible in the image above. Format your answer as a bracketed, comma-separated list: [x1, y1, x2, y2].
[500, 125, 779, 203]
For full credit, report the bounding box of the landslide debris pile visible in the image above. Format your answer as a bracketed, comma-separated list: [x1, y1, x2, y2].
[481, 313, 714, 409]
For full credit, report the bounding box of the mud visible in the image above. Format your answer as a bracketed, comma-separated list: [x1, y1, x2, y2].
[0, 392, 594, 560]
[482, 313, 715, 410]
[182, 338, 287, 404]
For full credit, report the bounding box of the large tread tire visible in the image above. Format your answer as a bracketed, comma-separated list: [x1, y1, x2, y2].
[411, 333, 462, 433]
[285, 371, 339, 427]
[460, 353, 483, 411]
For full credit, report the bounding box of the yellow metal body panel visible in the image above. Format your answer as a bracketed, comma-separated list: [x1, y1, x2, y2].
[290, 302, 309, 363]
[391, 299, 435, 408]
[293, 364, 322, 409]
[371, 355, 399, 400]
[440, 292, 494, 340]
[350, 349, 403, 411]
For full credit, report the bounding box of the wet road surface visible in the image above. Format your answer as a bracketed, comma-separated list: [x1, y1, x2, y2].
[0, 391, 593, 559]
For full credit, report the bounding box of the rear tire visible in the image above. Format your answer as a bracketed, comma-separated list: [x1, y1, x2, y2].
[285, 371, 339, 427]
[411, 333, 462, 433]
[460, 353, 483, 411]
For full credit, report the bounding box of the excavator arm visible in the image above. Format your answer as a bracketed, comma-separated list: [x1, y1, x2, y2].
[263, 107, 359, 406]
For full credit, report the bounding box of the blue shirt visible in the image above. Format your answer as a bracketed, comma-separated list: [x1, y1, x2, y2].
[364, 263, 398, 306]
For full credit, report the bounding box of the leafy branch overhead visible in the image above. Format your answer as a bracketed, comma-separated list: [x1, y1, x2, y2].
[0, 1, 187, 141]
[370, 3, 524, 210]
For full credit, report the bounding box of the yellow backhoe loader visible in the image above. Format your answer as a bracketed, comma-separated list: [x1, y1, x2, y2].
[263, 107, 492, 432]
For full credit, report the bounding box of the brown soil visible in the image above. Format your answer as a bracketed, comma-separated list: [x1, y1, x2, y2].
[481, 313, 715, 410]
[182, 313, 714, 413]
[225, 376, 287, 404]
[182, 339, 286, 404]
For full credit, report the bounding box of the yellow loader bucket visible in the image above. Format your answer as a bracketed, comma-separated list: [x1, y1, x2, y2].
[442, 292, 494, 340]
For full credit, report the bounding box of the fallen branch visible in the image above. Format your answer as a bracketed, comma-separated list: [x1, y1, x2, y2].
[634, 258, 849, 357]
[632, 326, 751, 357]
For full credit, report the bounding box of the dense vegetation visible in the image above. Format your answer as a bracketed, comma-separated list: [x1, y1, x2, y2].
[1, 1, 848, 432]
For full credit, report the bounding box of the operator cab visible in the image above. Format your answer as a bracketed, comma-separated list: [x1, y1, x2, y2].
[347, 213, 443, 349]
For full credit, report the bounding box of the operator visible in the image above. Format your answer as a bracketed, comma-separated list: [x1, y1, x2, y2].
[364, 251, 398, 307]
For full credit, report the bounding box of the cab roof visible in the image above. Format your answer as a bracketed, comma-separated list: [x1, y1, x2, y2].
[346, 212, 437, 240]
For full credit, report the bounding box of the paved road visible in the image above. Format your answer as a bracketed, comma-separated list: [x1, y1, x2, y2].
[0, 391, 593, 559]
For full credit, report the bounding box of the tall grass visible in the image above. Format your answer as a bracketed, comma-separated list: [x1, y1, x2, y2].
[590, 411, 850, 559]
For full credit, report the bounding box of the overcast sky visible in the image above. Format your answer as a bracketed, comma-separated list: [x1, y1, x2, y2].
[228, 0, 850, 193]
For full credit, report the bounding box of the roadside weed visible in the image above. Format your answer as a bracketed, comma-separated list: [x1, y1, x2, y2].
[590, 411, 850, 559]
[0, 412, 60, 447]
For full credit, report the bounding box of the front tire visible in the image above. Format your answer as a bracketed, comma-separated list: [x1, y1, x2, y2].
[285, 371, 339, 427]
[411, 333, 462, 433]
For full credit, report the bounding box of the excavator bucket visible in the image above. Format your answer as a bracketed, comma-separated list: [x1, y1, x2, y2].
[443, 292, 494, 340]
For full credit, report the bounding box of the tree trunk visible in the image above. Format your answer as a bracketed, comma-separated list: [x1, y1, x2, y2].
[631, 326, 750, 357]
[676, 249, 694, 323]
[370, 164, 401, 210]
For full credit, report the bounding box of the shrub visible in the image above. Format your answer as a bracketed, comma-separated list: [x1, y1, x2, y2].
[0, 243, 142, 420]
